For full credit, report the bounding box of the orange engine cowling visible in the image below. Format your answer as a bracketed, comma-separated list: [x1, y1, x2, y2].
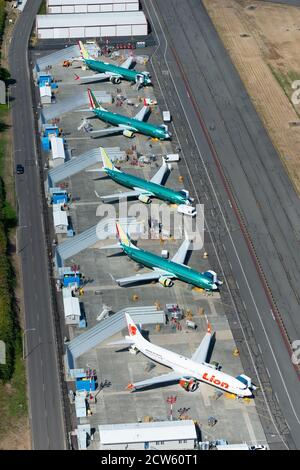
[179, 378, 198, 392]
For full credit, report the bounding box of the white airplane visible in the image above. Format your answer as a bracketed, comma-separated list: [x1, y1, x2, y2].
[110, 313, 256, 397]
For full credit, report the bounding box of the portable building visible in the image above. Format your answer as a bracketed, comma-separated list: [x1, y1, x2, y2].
[36, 11, 148, 39]
[53, 203, 68, 234]
[98, 420, 197, 450]
[40, 85, 52, 105]
[63, 287, 81, 324]
[47, 0, 139, 14]
[50, 136, 65, 167]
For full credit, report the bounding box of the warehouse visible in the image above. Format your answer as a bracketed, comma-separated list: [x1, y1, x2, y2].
[36, 11, 148, 39]
[47, 0, 140, 14]
[98, 420, 198, 450]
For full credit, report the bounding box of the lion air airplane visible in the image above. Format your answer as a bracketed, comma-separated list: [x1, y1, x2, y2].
[111, 313, 256, 397]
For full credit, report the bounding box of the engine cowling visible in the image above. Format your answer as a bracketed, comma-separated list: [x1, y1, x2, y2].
[110, 76, 121, 84]
[138, 194, 151, 204]
[159, 277, 173, 287]
[179, 378, 199, 392]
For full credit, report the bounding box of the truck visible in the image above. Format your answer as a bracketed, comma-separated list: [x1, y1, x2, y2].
[163, 111, 171, 122]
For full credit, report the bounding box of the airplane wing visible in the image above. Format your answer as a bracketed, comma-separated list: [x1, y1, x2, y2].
[134, 106, 150, 122]
[116, 271, 161, 286]
[88, 127, 122, 138]
[128, 371, 182, 391]
[171, 239, 190, 265]
[120, 56, 134, 69]
[191, 329, 212, 364]
[75, 73, 108, 84]
[150, 158, 168, 185]
[101, 190, 141, 202]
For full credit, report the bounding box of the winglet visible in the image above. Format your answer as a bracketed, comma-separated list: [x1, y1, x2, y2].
[127, 383, 135, 390]
[74, 74, 80, 81]
[87, 88, 100, 110]
[100, 147, 115, 171]
[116, 222, 131, 247]
[207, 321, 212, 334]
[79, 41, 90, 60]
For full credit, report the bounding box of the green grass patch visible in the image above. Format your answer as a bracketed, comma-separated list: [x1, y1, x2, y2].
[0, 344, 27, 438]
[269, 66, 300, 118]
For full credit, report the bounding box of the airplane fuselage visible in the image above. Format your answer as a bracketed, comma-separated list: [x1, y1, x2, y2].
[85, 58, 151, 86]
[122, 244, 217, 290]
[106, 168, 188, 205]
[93, 108, 170, 140]
[135, 332, 252, 397]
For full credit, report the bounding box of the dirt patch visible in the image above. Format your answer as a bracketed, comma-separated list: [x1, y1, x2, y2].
[203, 0, 300, 194]
[0, 416, 30, 450]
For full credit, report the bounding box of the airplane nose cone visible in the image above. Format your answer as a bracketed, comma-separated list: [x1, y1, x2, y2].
[212, 283, 218, 290]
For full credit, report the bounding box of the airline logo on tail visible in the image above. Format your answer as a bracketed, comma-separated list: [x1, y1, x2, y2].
[116, 222, 131, 247]
[87, 88, 100, 110]
[79, 41, 90, 61]
[128, 324, 137, 336]
[101, 147, 114, 171]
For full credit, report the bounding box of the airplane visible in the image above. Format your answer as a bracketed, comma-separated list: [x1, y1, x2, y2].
[97, 147, 194, 208]
[75, 41, 152, 88]
[103, 222, 223, 290]
[83, 89, 171, 140]
[110, 313, 256, 397]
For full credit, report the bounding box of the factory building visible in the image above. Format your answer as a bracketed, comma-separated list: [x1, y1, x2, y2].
[47, 0, 140, 14]
[98, 420, 198, 450]
[36, 11, 148, 39]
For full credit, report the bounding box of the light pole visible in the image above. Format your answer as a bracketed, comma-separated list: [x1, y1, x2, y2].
[22, 328, 36, 360]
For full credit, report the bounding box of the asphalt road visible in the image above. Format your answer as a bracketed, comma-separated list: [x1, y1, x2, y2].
[143, 0, 300, 449]
[8, 0, 66, 449]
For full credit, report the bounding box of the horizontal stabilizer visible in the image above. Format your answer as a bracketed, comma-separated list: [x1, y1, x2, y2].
[100, 243, 121, 250]
[108, 338, 134, 346]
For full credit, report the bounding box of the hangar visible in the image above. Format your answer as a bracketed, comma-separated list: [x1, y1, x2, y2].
[36, 11, 148, 39]
[47, 0, 140, 14]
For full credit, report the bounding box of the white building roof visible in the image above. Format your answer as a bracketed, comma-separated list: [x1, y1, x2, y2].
[40, 85, 52, 97]
[98, 420, 197, 445]
[50, 136, 65, 160]
[53, 204, 68, 227]
[75, 394, 87, 418]
[76, 424, 91, 450]
[48, 0, 138, 5]
[37, 11, 147, 28]
[63, 287, 81, 318]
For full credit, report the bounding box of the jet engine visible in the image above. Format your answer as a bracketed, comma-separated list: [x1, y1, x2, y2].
[179, 378, 199, 392]
[159, 277, 173, 287]
[138, 194, 151, 204]
[110, 76, 121, 85]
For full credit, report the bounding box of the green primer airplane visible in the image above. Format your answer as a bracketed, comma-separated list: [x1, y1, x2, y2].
[75, 41, 152, 88]
[85, 89, 171, 140]
[97, 147, 193, 207]
[106, 222, 223, 289]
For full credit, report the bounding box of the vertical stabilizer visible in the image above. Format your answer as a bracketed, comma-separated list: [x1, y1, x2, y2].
[100, 147, 115, 171]
[79, 41, 90, 60]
